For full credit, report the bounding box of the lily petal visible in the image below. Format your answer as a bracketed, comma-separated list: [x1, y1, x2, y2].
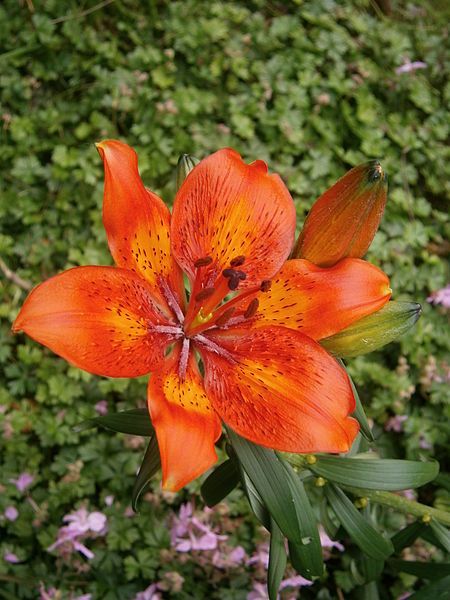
[13, 266, 176, 377]
[200, 326, 359, 453]
[148, 346, 221, 491]
[253, 258, 391, 340]
[171, 148, 296, 288]
[97, 140, 184, 317]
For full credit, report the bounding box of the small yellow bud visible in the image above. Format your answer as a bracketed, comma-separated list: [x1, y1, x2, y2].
[315, 477, 326, 487]
[422, 514, 432, 524]
[306, 455, 317, 465]
[355, 497, 368, 509]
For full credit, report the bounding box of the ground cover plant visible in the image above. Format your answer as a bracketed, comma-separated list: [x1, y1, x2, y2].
[1, 1, 449, 599]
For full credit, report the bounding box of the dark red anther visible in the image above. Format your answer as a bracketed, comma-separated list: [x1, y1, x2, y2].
[234, 270, 247, 281]
[194, 256, 213, 268]
[228, 276, 240, 291]
[222, 268, 235, 278]
[260, 279, 271, 292]
[195, 287, 215, 302]
[215, 306, 236, 327]
[230, 255, 246, 267]
[244, 298, 259, 319]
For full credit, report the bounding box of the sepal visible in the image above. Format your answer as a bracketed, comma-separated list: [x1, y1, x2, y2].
[321, 301, 422, 358]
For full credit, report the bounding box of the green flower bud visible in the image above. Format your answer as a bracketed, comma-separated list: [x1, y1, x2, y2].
[176, 154, 200, 191]
[321, 301, 421, 358]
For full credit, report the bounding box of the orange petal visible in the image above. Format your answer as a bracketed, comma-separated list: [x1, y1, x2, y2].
[97, 140, 184, 317]
[171, 148, 296, 289]
[253, 258, 391, 340]
[294, 161, 387, 267]
[12, 266, 177, 377]
[148, 345, 221, 491]
[199, 326, 359, 453]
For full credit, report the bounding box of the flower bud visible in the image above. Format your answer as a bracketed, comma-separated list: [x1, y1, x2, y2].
[176, 154, 200, 191]
[321, 301, 421, 358]
[293, 161, 387, 266]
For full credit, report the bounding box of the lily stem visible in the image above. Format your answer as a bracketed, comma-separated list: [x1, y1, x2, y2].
[283, 454, 450, 526]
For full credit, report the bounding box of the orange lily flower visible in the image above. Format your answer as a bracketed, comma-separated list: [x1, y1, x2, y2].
[13, 141, 392, 491]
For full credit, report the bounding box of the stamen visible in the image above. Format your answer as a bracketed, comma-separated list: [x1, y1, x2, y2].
[194, 256, 213, 268]
[214, 306, 236, 327]
[230, 255, 246, 267]
[158, 277, 185, 323]
[194, 334, 236, 362]
[244, 298, 259, 319]
[178, 337, 190, 380]
[195, 287, 215, 302]
[260, 279, 272, 292]
[154, 325, 184, 336]
[228, 276, 240, 291]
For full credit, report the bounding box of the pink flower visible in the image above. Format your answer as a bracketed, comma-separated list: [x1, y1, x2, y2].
[133, 583, 162, 600]
[385, 415, 408, 433]
[171, 502, 226, 553]
[395, 61, 427, 74]
[319, 526, 344, 552]
[4, 506, 19, 521]
[95, 400, 108, 415]
[212, 544, 247, 568]
[247, 542, 270, 569]
[9, 472, 34, 492]
[104, 495, 114, 506]
[4, 552, 20, 563]
[427, 285, 450, 309]
[47, 507, 107, 560]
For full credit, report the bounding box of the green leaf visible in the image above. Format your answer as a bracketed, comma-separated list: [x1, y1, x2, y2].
[74, 408, 154, 437]
[228, 427, 323, 577]
[268, 519, 287, 600]
[429, 520, 450, 552]
[357, 553, 384, 583]
[132, 436, 161, 512]
[339, 361, 373, 442]
[201, 459, 240, 507]
[360, 581, 380, 600]
[281, 461, 323, 578]
[240, 469, 271, 530]
[409, 575, 450, 600]
[389, 559, 450, 579]
[325, 484, 394, 560]
[309, 456, 439, 491]
[392, 522, 426, 552]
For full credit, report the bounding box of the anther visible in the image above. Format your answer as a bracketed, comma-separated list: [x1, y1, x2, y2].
[234, 270, 247, 281]
[215, 307, 236, 327]
[222, 268, 235, 278]
[194, 256, 213, 268]
[195, 287, 215, 302]
[244, 298, 259, 319]
[228, 276, 240, 291]
[230, 255, 246, 267]
[260, 279, 271, 292]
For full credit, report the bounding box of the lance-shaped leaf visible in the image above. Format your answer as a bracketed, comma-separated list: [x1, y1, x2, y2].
[391, 522, 426, 552]
[240, 469, 271, 530]
[389, 559, 450, 579]
[308, 456, 439, 491]
[132, 436, 161, 511]
[325, 484, 394, 560]
[429, 520, 450, 552]
[176, 153, 200, 191]
[321, 301, 422, 358]
[201, 458, 240, 507]
[409, 575, 450, 600]
[268, 519, 287, 600]
[342, 363, 374, 442]
[228, 427, 323, 578]
[293, 160, 387, 267]
[74, 408, 153, 436]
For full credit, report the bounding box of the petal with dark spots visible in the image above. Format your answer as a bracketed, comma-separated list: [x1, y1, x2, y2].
[97, 140, 184, 317]
[12, 266, 175, 378]
[170, 148, 296, 290]
[200, 326, 359, 453]
[253, 258, 391, 339]
[148, 347, 221, 491]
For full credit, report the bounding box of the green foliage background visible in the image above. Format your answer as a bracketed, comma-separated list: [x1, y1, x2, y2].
[0, 0, 448, 598]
